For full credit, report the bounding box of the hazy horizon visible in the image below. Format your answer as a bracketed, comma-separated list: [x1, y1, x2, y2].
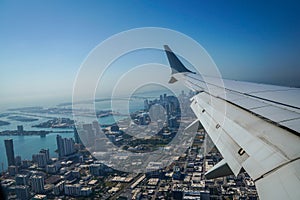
[1, 1, 300, 109]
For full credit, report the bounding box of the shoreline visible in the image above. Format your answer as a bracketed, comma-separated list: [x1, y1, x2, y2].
[0, 130, 74, 136]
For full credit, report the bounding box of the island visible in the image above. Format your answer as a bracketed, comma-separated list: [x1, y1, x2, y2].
[0, 120, 10, 126]
[0, 130, 51, 136]
[7, 115, 39, 122]
[0, 113, 10, 118]
[32, 118, 74, 128]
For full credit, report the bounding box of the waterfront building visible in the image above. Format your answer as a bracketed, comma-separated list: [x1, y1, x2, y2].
[74, 127, 81, 144]
[144, 99, 149, 110]
[17, 125, 24, 132]
[4, 139, 15, 166]
[56, 135, 75, 158]
[39, 149, 50, 163]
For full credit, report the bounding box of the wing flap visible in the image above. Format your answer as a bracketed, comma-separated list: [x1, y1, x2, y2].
[205, 159, 234, 179]
[191, 92, 300, 180]
[255, 159, 300, 200]
[191, 93, 249, 176]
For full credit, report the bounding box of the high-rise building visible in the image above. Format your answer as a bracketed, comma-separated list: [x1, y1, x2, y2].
[64, 184, 81, 196]
[56, 135, 75, 158]
[74, 127, 82, 144]
[56, 135, 64, 158]
[32, 153, 47, 168]
[144, 99, 149, 110]
[17, 125, 24, 132]
[15, 155, 22, 166]
[82, 123, 95, 147]
[89, 163, 104, 176]
[39, 149, 50, 163]
[8, 165, 18, 176]
[15, 185, 30, 200]
[30, 175, 44, 193]
[46, 164, 58, 174]
[53, 181, 65, 195]
[21, 160, 31, 168]
[80, 187, 92, 197]
[92, 121, 101, 133]
[15, 174, 29, 185]
[4, 139, 15, 166]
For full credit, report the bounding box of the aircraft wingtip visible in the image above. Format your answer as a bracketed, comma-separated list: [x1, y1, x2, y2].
[163, 45, 195, 75]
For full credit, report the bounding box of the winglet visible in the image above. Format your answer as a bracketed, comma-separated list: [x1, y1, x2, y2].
[164, 45, 195, 75]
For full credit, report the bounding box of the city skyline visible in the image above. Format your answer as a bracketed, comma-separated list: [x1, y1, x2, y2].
[0, 92, 260, 199]
[1, 1, 300, 108]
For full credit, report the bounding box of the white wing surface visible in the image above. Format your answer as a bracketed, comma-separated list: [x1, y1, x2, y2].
[164, 45, 300, 200]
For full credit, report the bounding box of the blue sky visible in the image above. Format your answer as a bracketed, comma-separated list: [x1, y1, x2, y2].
[0, 0, 300, 107]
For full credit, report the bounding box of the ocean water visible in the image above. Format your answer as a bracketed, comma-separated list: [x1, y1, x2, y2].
[0, 133, 71, 172]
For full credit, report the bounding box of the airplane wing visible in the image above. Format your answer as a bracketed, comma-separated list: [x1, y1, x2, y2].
[164, 45, 300, 200]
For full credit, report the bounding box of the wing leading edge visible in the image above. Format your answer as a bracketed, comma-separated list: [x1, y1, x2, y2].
[164, 45, 300, 200]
